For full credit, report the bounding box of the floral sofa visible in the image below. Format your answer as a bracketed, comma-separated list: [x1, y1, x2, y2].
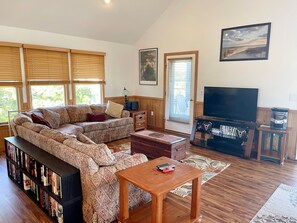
[10, 105, 150, 223]
[11, 103, 134, 144]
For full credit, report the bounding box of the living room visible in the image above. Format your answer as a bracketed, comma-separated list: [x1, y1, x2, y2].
[1, 0, 297, 222]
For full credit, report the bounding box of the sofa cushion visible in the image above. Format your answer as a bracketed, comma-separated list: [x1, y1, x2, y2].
[22, 122, 50, 133]
[56, 124, 84, 135]
[41, 109, 60, 129]
[86, 113, 106, 122]
[76, 133, 96, 144]
[121, 110, 130, 118]
[31, 113, 52, 128]
[90, 104, 107, 114]
[67, 105, 92, 123]
[14, 114, 33, 125]
[44, 106, 70, 125]
[40, 129, 75, 143]
[63, 138, 116, 166]
[74, 122, 109, 133]
[104, 117, 133, 128]
[105, 101, 123, 118]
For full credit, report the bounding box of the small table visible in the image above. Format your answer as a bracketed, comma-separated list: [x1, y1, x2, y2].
[257, 126, 290, 165]
[130, 110, 147, 131]
[131, 130, 186, 160]
[116, 156, 204, 223]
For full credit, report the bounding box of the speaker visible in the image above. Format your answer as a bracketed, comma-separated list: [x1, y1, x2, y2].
[270, 107, 288, 130]
[125, 101, 139, 111]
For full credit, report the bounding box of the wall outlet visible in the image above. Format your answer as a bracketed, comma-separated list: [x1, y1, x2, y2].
[151, 111, 154, 116]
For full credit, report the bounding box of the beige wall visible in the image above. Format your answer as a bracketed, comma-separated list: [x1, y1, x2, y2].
[134, 0, 297, 110]
[0, 25, 136, 98]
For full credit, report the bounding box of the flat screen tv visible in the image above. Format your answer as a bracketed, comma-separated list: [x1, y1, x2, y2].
[203, 87, 259, 122]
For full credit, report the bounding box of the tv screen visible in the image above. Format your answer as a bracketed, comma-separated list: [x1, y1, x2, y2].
[203, 87, 258, 122]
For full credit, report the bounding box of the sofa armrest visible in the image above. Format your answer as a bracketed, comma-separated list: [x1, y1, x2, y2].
[121, 110, 130, 118]
[91, 153, 148, 187]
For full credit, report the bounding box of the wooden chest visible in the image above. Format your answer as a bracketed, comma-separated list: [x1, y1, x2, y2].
[131, 130, 186, 160]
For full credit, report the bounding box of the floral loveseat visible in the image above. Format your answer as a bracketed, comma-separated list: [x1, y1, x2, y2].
[10, 104, 150, 223]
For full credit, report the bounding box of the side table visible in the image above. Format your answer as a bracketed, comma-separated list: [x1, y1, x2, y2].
[130, 110, 147, 131]
[257, 126, 290, 165]
[116, 156, 204, 223]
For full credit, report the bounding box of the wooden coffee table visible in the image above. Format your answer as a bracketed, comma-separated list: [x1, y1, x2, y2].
[130, 130, 186, 160]
[116, 156, 204, 223]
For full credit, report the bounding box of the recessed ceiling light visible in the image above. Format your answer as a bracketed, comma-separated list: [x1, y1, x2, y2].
[104, 0, 111, 4]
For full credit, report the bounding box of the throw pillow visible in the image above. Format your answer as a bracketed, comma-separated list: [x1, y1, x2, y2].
[31, 113, 52, 128]
[86, 113, 106, 122]
[105, 100, 124, 118]
[41, 109, 60, 129]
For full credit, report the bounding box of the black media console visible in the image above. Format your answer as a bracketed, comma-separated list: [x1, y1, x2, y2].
[190, 116, 257, 158]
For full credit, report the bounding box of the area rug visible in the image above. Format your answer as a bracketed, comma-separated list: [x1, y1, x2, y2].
[250, 184, 297, 223]
[170, 154, 230, 197]
[110, 143, 230, 198]
[108, 142, 131, 154]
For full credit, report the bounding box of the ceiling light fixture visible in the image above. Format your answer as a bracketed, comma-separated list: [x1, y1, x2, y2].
[104, 0, 111, 4]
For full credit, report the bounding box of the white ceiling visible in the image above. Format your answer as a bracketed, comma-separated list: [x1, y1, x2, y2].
[0, 0, 174, 44]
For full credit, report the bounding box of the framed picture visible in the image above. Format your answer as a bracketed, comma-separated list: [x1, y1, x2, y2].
[139, 48, 158, 85]
[220, 22, 271, 61]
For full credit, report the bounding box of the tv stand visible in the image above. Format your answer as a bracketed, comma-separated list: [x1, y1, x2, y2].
[190, 116, 257, 158]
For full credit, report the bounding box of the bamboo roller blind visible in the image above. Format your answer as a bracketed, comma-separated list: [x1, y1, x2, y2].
[0, 45, 22, 85]
[24, 48, 69, 83]
[71, 53, 104, 82]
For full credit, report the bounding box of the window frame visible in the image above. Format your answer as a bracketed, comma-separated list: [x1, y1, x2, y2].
[0, 42, 23, 125]
[74, 83, 103, 105]
[29, 83, 68, 109]
[0, 86, 21, 125]
[70, 49, 106, 105]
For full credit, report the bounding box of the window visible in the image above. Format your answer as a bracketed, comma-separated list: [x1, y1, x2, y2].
[0, 87, 18, 122]
[71, 50, 105, 104]
[23, 45, 70, 108]
[0, 43, 22, 123]
[75, 84, 102, 104]
[168, 59, 192, 123]
[31, 85, 65, 108]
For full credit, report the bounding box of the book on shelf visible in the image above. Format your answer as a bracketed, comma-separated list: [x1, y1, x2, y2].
[20, 150, 24, 168]
[7, 143, 18, 162]
[23, 174, 30, 191]
[48, 168, 53, 187]
[51, 172, 62, 197]
[40, 188, 45, 208]
[57, 203, 63, 223]
[40, 165, 44, 184]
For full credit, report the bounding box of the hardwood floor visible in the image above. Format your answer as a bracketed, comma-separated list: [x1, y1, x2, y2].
[1, 139, 297, 223]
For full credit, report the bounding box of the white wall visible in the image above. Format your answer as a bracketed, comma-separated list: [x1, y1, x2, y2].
[0, 25, 135, 97]
[135, 0, 297, 109]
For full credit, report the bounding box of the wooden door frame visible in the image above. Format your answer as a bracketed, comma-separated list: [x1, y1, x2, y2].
[163, 51, 199, 131]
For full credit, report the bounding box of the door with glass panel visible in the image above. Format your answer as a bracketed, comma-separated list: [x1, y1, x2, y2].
[164, 52, 197, 134]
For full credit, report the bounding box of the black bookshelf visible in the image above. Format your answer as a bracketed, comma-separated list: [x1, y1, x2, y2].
[5, 136, 82, 223]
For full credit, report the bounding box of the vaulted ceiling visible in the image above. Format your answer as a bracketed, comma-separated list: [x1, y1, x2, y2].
[0, 0, 174, 44]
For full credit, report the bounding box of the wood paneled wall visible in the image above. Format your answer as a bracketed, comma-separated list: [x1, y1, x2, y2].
[0, 125, 9, 153]
[2, 96, 296, 159]
[105, 95, 165, 131]
[133, 98, 297, 160]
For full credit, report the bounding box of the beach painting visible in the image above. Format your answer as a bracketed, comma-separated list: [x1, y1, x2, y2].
[220, 23, 271, 61]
